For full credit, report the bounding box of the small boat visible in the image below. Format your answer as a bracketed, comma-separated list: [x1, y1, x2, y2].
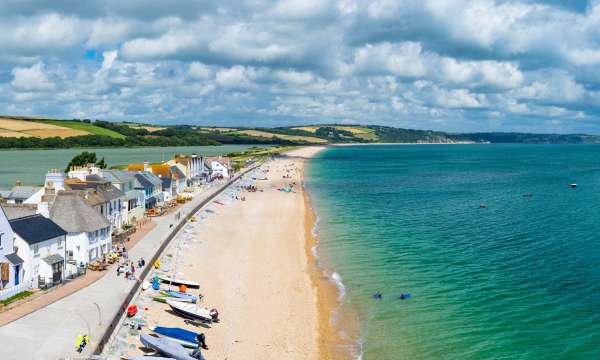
[149, 326, 200, 348]
[570, 183, 577, 188]
[139, 333, 196, 360]
[142, 281, 151, 291]
[167, 300, 218, 323]
[190, 216, 197, 222]
[153, 296, 195, 304]
[158, 275, 200, 289]
[213, 200, 224, 205]
[161, 290, 198, 303]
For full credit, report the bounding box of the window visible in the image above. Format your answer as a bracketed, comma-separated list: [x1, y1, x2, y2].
[57, 237, 63, 249]
[0, 232, 3, 249]
[33, 244, 39, 257]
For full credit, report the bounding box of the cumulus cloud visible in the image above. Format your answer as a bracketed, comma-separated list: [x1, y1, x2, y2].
[1, 0, 600, 132]
[11, 62, 55, 91]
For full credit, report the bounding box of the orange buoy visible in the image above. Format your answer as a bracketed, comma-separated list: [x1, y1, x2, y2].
[179, 284, 187, 293]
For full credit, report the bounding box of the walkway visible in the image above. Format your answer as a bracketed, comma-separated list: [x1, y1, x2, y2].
[0, 179, 243, 360]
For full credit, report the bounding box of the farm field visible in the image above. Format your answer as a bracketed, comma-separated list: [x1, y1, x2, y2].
[0, 117, 126, 139]
[0, 117, 89, 138]
[292, 125, 378, 141]
[232, 129, 327, 143]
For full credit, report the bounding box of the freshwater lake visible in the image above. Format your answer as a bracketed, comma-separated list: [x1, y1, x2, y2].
[0, 145, 257, 188]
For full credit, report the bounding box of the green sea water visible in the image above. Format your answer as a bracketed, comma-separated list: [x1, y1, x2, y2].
[306, 144, 600, 360]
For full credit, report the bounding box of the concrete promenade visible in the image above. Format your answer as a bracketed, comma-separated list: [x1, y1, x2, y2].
[0, 174, 250, 360]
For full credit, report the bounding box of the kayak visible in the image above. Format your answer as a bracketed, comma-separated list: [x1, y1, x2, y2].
[139, 333, 197, 360]
[149, 326, 199, 348]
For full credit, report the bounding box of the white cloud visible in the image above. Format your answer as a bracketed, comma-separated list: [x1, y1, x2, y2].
[188, 62, 212, 80]
[11, 62, 55, 91]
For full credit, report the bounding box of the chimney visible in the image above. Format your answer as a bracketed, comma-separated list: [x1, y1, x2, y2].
[143, 160, 149, 172]
[45, 169, 65, 191]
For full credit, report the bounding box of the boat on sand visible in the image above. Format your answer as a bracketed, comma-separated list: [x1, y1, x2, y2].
[139, 333, 199, 360]
[167, 300, 218, 323]
[157, 275, 200, 289]
[149, 326, 200, 348]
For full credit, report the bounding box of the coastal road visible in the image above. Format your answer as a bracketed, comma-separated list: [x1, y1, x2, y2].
[0, 175, 252, 360]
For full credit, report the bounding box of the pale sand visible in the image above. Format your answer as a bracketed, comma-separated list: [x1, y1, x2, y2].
[133, 146, 339, 359]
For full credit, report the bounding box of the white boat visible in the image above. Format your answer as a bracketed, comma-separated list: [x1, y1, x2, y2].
[158, 275, 200, 289]
[167, 300, 217, 323]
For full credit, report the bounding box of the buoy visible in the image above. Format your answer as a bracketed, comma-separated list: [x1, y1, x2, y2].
[179, 284, 187, 293]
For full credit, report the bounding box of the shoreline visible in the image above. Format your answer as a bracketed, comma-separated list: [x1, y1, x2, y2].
[299, 146, 361, 360]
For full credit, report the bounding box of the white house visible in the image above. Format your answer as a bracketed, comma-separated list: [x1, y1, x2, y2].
[204, 157, 231, 180]
[0, 207, 25, 290]
[10, 214, 67, 288]
[49, 191, 112, 267]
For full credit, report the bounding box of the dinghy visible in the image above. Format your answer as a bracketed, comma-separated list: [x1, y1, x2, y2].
[158, 275, 200, 289]
[167, 300, 218, 323]
[161, 290, 198, 303]
[139, 333, 196, 360]
[149, 326, 199, 348]
[153, 296, 195, 304]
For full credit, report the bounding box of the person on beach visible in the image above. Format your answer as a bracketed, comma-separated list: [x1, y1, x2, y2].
[140, 257, 145, 267]
[131, 262, 135, 276]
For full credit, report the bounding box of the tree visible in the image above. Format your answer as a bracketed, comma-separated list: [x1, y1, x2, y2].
[97, 157, 107, 169]
[65, 151, 98, 172]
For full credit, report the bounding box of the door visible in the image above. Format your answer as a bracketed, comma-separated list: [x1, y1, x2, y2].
[15, 264, 20, 285]
[52, 262, 63, 283]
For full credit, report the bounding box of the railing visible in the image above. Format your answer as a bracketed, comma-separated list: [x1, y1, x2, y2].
[0, 280, 33, 301]
[93, 164, 259, 355]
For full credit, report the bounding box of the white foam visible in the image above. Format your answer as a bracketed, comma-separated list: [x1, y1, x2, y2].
[330, 271, 346, 301]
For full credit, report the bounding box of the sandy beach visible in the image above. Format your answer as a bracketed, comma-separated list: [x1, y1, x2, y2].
[123, 146, 338, 359]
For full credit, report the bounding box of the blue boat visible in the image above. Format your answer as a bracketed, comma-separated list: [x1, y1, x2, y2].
[150, 326, 199, 348]
[165, 291, 198, 303]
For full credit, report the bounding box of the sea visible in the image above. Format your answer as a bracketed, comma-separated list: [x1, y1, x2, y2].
[305, 144, 600, 360]
[0, 145, 258, 188]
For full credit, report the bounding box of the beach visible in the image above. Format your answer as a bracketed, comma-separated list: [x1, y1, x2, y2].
[122, 146, 337, 359]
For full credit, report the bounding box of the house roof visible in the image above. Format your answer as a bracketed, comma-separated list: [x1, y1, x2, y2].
[85, 174, 104, 182]
[102, 170, 136, 185]
[5, 252, 24, 265]
[9, 214, 66, 245]
[50, 191, 110, 233]
[6, 186, 42, 200]
[96, 185, 125, 201]
[134, 173, 153, 188]
[170, 166, 186, 180]
[0, 204, 37, 220]
[134, 172, 162, 188]
[128, 164, 146, 171]
[151, 164, 172, 179]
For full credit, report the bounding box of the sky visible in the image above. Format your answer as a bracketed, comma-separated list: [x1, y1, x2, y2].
[2, 0, 600, 133]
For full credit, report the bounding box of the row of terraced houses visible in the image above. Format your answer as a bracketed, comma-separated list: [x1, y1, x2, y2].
[0, 154, 231, 296]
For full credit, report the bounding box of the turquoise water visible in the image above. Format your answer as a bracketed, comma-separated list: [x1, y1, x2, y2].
[0, 145, 258, 188]
[306, 144, 600, 360]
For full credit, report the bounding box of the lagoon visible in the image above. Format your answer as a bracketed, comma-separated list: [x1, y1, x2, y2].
[0, 145, 257, 188]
